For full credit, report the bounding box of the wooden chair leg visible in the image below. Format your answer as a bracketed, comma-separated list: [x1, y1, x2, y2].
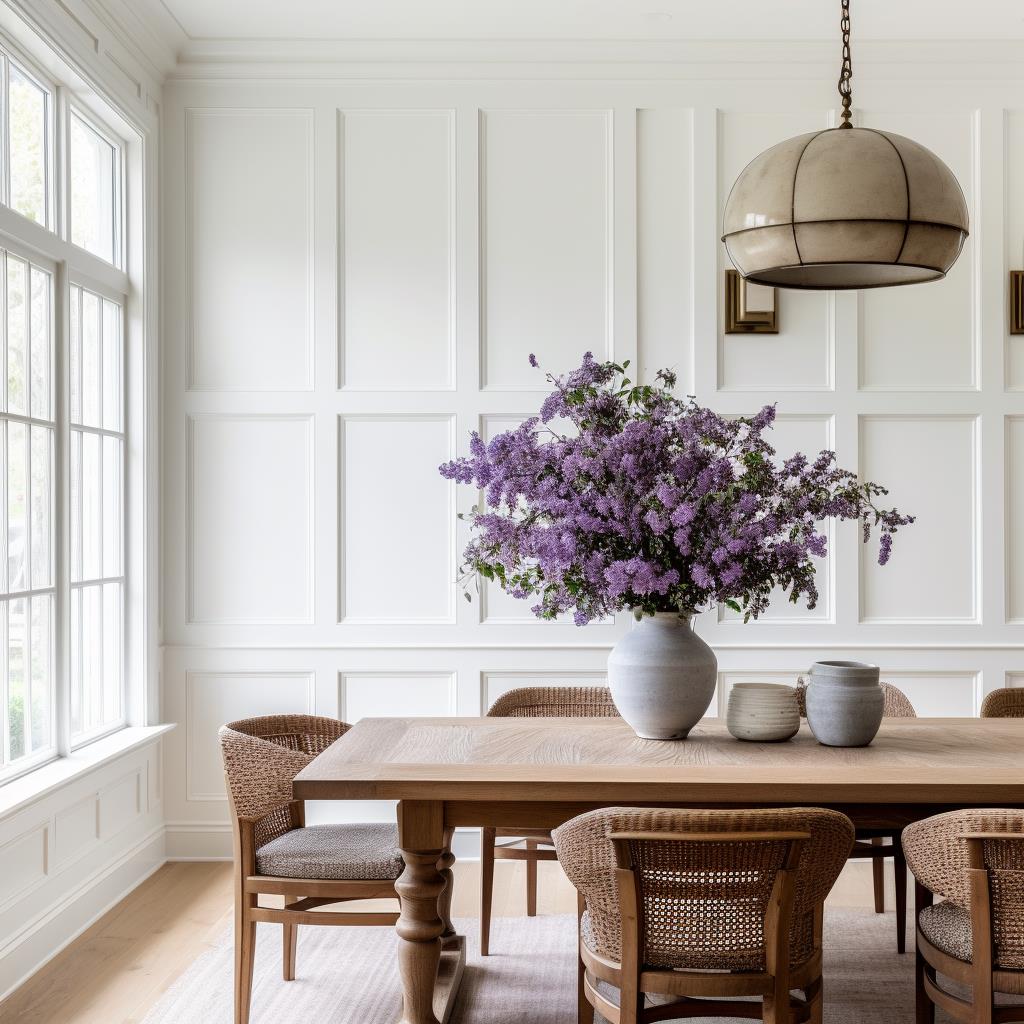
[526, 838, 538, 918]
[894, 840, 908, 954]
[806, 977, 823, 1024]
[480, 826, 496, 956]
[915, 880, 935, 1024]
[577, 892, 594, 1024]
[234, 895, 257, 1024]
[283, 897, 298, 981]
[871, 837, 885, 914]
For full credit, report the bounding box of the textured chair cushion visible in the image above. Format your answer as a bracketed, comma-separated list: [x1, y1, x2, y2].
[919, 900, 972, 962]
[256, 823, 404, 880]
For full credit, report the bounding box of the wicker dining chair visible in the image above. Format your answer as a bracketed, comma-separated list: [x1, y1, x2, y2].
[553, 806, 855, 1024]
[480, 685, 620, 955]
[797, 678, 916, 952]
[220, 715, 452, 1024]
[902, 809, 1024, 1023]
[981, 688, 1024, 719]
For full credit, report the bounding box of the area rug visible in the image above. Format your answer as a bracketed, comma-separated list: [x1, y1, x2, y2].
[142, 910, 945, 1023]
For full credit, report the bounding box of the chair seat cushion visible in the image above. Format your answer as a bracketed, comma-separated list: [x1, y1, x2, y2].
[256, 823, 404, 880]
[919, 900, 972, 962]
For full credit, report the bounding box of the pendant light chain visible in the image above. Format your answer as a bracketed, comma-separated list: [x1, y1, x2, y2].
[838, 0, 853, 128]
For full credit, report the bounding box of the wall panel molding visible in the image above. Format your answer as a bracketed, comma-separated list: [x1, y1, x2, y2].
[185, 107, 315, 392]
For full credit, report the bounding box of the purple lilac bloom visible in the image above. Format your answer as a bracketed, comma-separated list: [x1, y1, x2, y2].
[439, 353, 914, 624]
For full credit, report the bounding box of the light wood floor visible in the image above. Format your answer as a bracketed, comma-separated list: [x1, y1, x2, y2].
[0, 857, 886, 1023]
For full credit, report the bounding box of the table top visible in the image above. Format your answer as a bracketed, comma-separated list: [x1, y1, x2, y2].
[291, 716, 1024, 805]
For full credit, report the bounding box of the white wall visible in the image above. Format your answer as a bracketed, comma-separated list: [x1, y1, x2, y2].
[161, 54, 1024, 858]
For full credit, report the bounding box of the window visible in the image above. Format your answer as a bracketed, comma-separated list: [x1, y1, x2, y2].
[0, 35, 130, 783]
[1, 249, 53, 771]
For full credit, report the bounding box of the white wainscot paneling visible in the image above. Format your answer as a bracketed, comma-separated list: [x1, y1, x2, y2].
[637, 108, 693, 391]
[481, 109, 612, 388]
[719, 415, 834, 623]
[482, 671, 608, 712]
[859, 416, 978, 623]
[186, 109, 313, 390]
[0, 825, 47, 909]
[340, 110, 455, 390]
[52, 796, 98, 870]
[98, 772, 141, 841]
[1009, 113, 1024, 391]
[340, 672, 457, 722]
[718, 110, 833, 391]
[880, 672, 979, 717]
[186, 671, 315, 801]
[1008, 417, 1024, 622]
[188, 415, 313, 624]
[858, 110, 977, 390]
[340, 415, 454, 623]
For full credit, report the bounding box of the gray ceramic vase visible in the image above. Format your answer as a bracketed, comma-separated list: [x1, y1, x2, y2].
[805, 660, 884, 747]
[607, 612, 717, 740]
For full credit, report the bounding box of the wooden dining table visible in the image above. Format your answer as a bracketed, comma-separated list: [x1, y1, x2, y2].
[292, 714, 1024, 1024]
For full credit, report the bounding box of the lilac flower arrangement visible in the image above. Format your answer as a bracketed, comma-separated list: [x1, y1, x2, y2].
[440, 354, 914, 625]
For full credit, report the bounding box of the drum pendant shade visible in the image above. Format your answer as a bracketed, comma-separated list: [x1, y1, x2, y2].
[721, 126, 969, 290]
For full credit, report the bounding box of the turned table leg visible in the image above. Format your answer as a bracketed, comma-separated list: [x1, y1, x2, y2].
[396, 801, 465, 1024]
[438, 828, 457, 945]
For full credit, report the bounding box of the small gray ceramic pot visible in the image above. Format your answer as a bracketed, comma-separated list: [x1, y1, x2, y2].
[805, 660, 884, 747]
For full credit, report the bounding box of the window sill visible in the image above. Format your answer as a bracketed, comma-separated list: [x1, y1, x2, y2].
[0, 724, 175, 821]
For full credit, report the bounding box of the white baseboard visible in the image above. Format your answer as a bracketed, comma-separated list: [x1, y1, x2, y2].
[0, 825, 166, 1002]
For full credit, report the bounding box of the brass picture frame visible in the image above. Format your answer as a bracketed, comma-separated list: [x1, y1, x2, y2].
[1011, 271, 1024, 335]
[725, 269, 778, 334]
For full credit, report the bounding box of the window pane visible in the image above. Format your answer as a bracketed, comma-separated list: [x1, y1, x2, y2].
[30, 267, 50, 419]
[31, 426, 51, 589]
[70, 112, 117, 264]
[81, 430, 100, 580]
[102, 299, 121, 431]
[8, 421, 26, 592]
[70, 587, 81, 735]
[7, 597, 26, 759]
[29, 595, 50, 751]
[7, 255, 27, 416]
[69, 286, 81, 423]
[102, 582, 121, 723]
[102, 435, 121, 577]
[81, 289, 101, 427]
[8, 65, 47, 227]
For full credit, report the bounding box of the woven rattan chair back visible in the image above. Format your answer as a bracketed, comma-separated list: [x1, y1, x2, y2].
[980, 688, 1024, 719]
[611, 828, 807, 972]
[903, 808, 1024, 971]
[486, 685, 620, 719]
[220, 714, 349, 846]
[794, 679, 916, 719]
[553, 806, 854, 972]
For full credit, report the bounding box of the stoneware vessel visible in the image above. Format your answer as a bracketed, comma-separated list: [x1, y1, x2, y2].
[607, 612, 717, 740]
[805, 660, 884, 747]
[726, 683, 800, 742]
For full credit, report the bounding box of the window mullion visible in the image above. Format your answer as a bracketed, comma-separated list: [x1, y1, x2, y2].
[54, 261, 69, 758]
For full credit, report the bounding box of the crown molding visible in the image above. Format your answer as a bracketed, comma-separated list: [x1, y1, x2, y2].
[161, 37, 1024, 81]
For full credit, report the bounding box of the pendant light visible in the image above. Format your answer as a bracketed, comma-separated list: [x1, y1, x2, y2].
[722, 0, 969, 290]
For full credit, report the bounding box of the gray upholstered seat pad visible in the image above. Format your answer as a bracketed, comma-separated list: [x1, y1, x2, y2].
[256, 823, 404, 880]
[919, 900, 972, 962]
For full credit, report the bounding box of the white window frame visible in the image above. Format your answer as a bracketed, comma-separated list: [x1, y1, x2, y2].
[0, 27, 140, 786]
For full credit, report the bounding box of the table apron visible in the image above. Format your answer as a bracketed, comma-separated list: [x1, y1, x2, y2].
[440, 799, 1024, 832]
